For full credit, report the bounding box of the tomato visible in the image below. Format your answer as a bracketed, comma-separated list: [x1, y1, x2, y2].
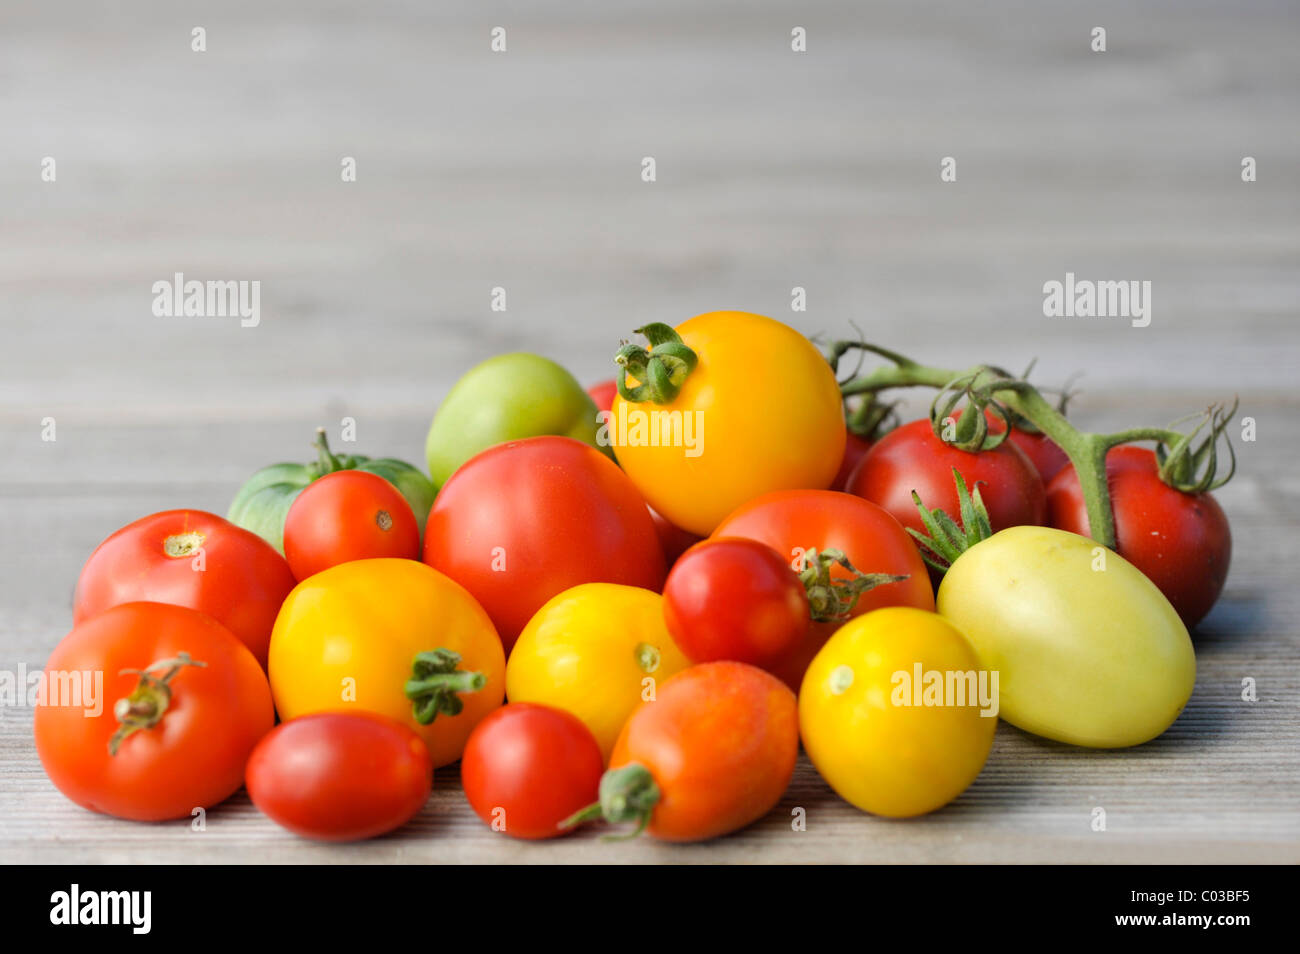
[505, 583, 691, 760]
[711, 490, 935, 689]
[985, 410, 1070, 484]
[426, 353, 608, 490]
[799, 607, 996, 818]
[283, 470, 420, 580]
[423, 436, 666, 651]
[246, 712, 432, 841]
[846, 417, 1046, 537]
[937, 526, 1195, 747]
[832, 432, 873, 491]
[34, 602, 274, 821]
[461, 703, 604, 840]
[663, 538, 809, 668]
[650, 507, 702, 566]
[73, 509, 296, 669]
[228, 429, 434, 555]
[269, 558, 505, 767]
[589, 662, 798, 842]
[608, 312, 845, 536]
[587, 379, 618, 413]
[1046, 445, 1231, 629]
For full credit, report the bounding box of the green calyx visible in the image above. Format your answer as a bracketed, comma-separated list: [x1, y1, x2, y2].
[613, 323, 698, 405]
[405, 649, 486, 725]
[908, 469, 995, 574]
[560, 763, 661, 840]
[109, 652, 207, 755]
[798, 547, 909, 622]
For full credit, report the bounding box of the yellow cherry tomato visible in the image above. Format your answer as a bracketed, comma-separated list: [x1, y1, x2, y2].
[608, 311, 845, 536]
[799, 607, 996, 818]
[936, 526, 1195, 748]
[269, 558, 505, 768]
[505, 583, 691, 760]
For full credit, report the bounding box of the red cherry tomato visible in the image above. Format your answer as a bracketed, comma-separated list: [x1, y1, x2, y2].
[246, 712, 432, 842]
[832, 432, 873, 491]
[423, 436, 666, 651]
[1047, 445, 1231, 629]
[73, 510, 296, 669]
[283, 470, 420, 580]
[650, 507, 702, 566]
[711, 490, 934, 689]
[846, 418, 1046, 537]
[35, 602, 274, 821]
[461, 703, 604, 840]
[663, 538, 809, 668]
[587, 379, 618, 413]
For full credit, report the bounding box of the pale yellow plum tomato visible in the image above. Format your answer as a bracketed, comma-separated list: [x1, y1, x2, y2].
[936, 525, 1195, 748]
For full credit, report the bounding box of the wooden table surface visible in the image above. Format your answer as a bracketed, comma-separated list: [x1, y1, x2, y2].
[2, 1, 1298, 863]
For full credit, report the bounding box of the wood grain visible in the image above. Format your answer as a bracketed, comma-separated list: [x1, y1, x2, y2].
[1, 1, 1298, 862]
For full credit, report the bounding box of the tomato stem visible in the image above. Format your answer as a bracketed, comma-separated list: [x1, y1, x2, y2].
[560, 763, 660, 840]
[797, 548, 908, 622]
[613, 324, 698, 405]
[832, 342, 1238, 551]
[405, 649, 486, 725]
[109, 652, 207, 755]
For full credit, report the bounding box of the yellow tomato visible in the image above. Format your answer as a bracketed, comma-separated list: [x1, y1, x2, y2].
[269, 558, 505, 768]
[609, 311, 844, 536]
[799, 607, 996, 818]
[505, 583, 691, 760]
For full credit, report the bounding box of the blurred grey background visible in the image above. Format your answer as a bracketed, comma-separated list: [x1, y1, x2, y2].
[1, 0, 1299, 861]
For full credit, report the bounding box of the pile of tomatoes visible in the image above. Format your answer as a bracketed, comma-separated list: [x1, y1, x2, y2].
[33, 311, 1232, 843]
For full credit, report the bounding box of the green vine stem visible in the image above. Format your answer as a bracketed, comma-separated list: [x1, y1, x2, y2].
[110, 652, 207, 755]
[831, 342, 1237, 551]
[405, 649, 486, 724]
[613, 324, 699, 404]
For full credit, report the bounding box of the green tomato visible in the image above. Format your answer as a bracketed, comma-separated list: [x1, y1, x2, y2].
[228, 430, 435, 554]
[936, 525, 1195, 748]
[425, 353, 607, 489]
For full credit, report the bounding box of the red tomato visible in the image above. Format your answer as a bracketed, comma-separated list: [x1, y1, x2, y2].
[283, 470, 420, 580]
[73, 510, 296, 669]
[663, 538, 809, 668]
[422, 436, 666, 651]
[650, 507, 702, 566]
[246, 712, 432, 842]
[846, 418, 1046, 537]
[711, 490, 934, 689]
[833, 432, 873, 491]
[587, 379, 618, 413]
[461, 703, 604, 840]
[604, 662, 798, 842]
[1047, 445, 1231, 629]
[34, 602, 274, 821]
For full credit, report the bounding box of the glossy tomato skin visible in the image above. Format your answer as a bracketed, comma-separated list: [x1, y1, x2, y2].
[269, 559, 505, 768]
[846, 418, 1046, 537]
[34, 602, 274, 821]
[423, 436, 666, 651]
[1046, 446, 1231, 629]
[73, 510, 296, 669]
[246, 712, 432, 842]
[663, 539, 809, 668]
[461, 703, 604, 840]
[832, 432, 873, 491]
[985, 410, 1070, 484]
[800, 608, 996, 817]
[284, 470, 420, 580]
[610, 311, 845, 536]
[609, 662, 798, 842]
[711, 490, 934, 690]
[506, 583, 690, 761]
